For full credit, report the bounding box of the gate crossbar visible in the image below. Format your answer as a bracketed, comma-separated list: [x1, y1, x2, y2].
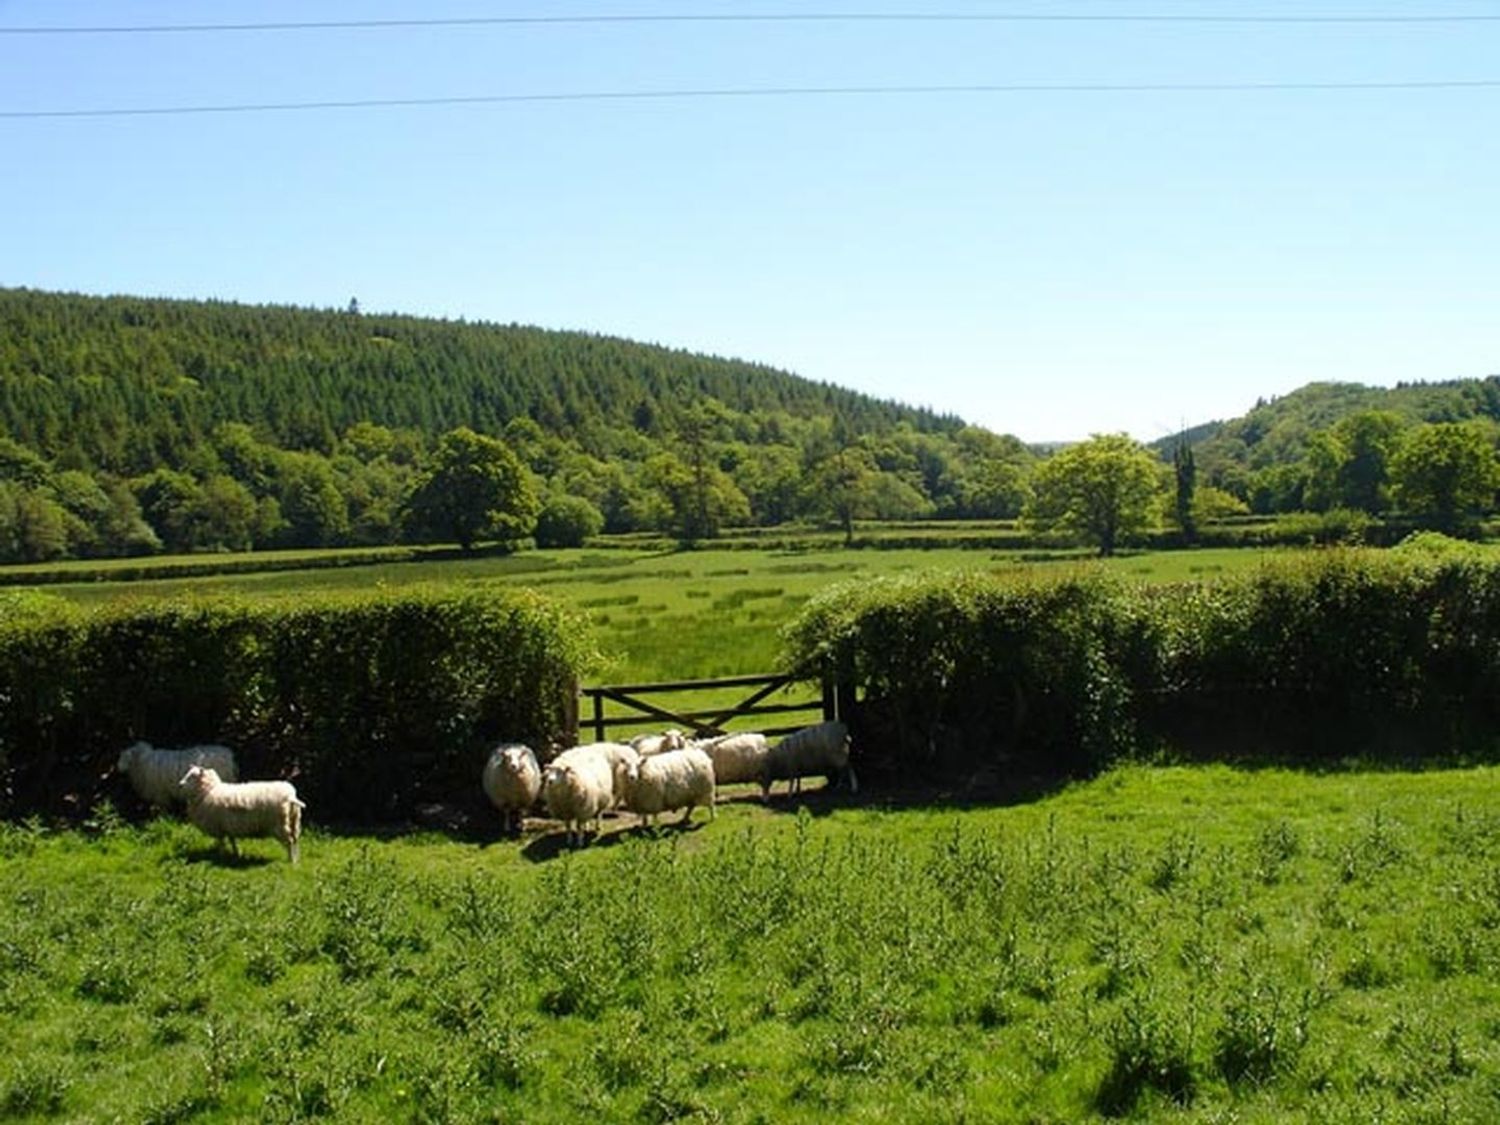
[580, 672, 829, 742]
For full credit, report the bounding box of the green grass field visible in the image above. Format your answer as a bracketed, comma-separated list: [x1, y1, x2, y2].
[14, 543, 1292, 684]
[8, 541, 1295, 741]
[5, 763, 1500, 1122]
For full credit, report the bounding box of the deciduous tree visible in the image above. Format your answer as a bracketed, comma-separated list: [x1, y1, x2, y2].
[403, 427, 540, 551]
[1391, 422, 1500, 534]
[1026, 433, 1165, 556]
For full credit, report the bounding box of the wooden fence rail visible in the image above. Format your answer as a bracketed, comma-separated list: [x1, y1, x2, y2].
[578, 672, 842, 743]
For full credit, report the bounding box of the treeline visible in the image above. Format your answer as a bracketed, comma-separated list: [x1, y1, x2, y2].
[5, 287, 1500, 565]
[1176, 378, 1500, 517]
[0, 288, 1037, 561]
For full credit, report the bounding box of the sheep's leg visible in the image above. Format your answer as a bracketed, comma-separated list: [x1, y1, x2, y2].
[679, 806, 693, 826]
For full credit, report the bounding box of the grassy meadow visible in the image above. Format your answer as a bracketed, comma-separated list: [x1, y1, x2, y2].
[11, 541, 1289, 685]
[8, 539, 1500, 1120]
[6, 540, 1291, 741]
[5, 764, 1500, 1122]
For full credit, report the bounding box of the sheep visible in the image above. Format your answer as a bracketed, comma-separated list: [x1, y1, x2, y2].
[620, 746, 716, 829]
[178, 765, 304, 863]
[481, 743, 541, 835]
[541, 743, 617, 845]
[628, 728, 686, 757]
[116, 740, 239, 809]
[760, 720, 857, 799]
[691, 731, 770, 787]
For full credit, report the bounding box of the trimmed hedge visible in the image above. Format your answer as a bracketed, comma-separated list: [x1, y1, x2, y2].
[782, 547, 1500, 783]
[0, 587, 598, 822]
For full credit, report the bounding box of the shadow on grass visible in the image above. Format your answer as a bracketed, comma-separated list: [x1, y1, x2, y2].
[519, 810, 713, 862]
[178, 845, 278, 869]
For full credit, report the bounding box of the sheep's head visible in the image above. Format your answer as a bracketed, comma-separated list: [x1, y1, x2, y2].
[500, 745, 534, 772]
[178, 765, 220, 797]
[117, 741, 150, 772]
[663, 729, 686, 751]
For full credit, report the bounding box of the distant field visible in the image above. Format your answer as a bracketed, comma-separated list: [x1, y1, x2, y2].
[10, 543, 1289, 687]
[5, 763, 1498, 1122]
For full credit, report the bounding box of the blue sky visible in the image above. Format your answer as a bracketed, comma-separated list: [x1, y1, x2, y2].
[2, 0, 1496, 443]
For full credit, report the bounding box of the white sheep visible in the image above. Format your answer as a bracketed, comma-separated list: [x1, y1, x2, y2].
[760, 721, 857, 798]
[541, 744, 617, 846]
[178, 765, 304, 863]
[628, 728, 687, 757]
[692, 732, 770, 787]
[620, 746, 716, 828]
[117, 740, 239, 809]
[481, 743, 541, 835]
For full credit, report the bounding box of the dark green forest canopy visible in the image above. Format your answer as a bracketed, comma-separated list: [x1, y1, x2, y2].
[0, 287, 965, 473]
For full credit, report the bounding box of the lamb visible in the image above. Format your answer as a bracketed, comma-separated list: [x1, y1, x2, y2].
[620, 746, 716, 828]
[178, 765, 304, 863]
[481, 743, 541, 835]
[541, 743, 617, 845]
[760, 720, 857, 798]
[116, 740, 239, 809]
[628, 728, 686, 757]
[691, 731, 770, 787]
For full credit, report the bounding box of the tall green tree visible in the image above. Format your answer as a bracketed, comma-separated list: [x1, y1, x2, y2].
[810, 444, 879, 546]
[1304, 410, 1403, 514]
[1391, 422, 1500, 533]
[403, 427, 540, 551]
[1026, 433, 1165, 556]
[641, 451, 750, 544]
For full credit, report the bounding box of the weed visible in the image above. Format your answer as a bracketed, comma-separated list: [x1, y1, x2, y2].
[76, 953, 139, 1004]
[471, 1016, 534, 1091]
[1214, 968, 1311, 1086]
[1252, 819, 1302, 883]
[1147, 830, 1200, 893]
[1, 1060, 72, 1117]
[1095, 989, 1198, 1116]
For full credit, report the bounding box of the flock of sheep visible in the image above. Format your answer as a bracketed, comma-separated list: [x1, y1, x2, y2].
[484, 720, 857, 846]
[113, 719, 855, 860]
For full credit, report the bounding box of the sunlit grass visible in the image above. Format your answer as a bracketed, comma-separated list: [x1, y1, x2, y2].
[6, 764, 1500, 1121]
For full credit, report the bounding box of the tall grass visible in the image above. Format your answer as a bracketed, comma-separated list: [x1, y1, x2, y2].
[4, 764, 1500, 1121]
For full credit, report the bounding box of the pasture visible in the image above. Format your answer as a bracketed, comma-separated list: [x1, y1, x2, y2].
[4, 764, 1500, 1122]
[8, 540, 1500, 1120]
[12, 541, 1288, 687]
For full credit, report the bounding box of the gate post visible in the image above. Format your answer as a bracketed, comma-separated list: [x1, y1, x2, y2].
[591, 689, 606, 743]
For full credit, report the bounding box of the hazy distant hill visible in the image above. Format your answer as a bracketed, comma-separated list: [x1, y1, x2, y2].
[0, 287, 965, 474]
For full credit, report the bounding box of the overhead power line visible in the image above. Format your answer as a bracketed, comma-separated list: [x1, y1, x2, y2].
[3, 12, 1500, 34]
[4, 79, 1499, 119]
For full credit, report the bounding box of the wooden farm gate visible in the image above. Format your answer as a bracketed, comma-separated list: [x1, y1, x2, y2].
[578, 672, 849, 744]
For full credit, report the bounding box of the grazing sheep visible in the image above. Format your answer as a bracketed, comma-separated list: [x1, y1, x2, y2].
[760, 721, 857, 798]
[542, 748, 615, 846]
[692, 732, 770, 787]
[628, 728, 686, 757]
[178, 765, 304, 863]
[620, 747, 716, 828]
[116, 741, 239, 809]
[481, 743, 541, 835]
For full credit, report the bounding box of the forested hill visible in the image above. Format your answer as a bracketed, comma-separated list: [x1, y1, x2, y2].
[0, 287, 962, 473]
[1175, 378, 1500, 469]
